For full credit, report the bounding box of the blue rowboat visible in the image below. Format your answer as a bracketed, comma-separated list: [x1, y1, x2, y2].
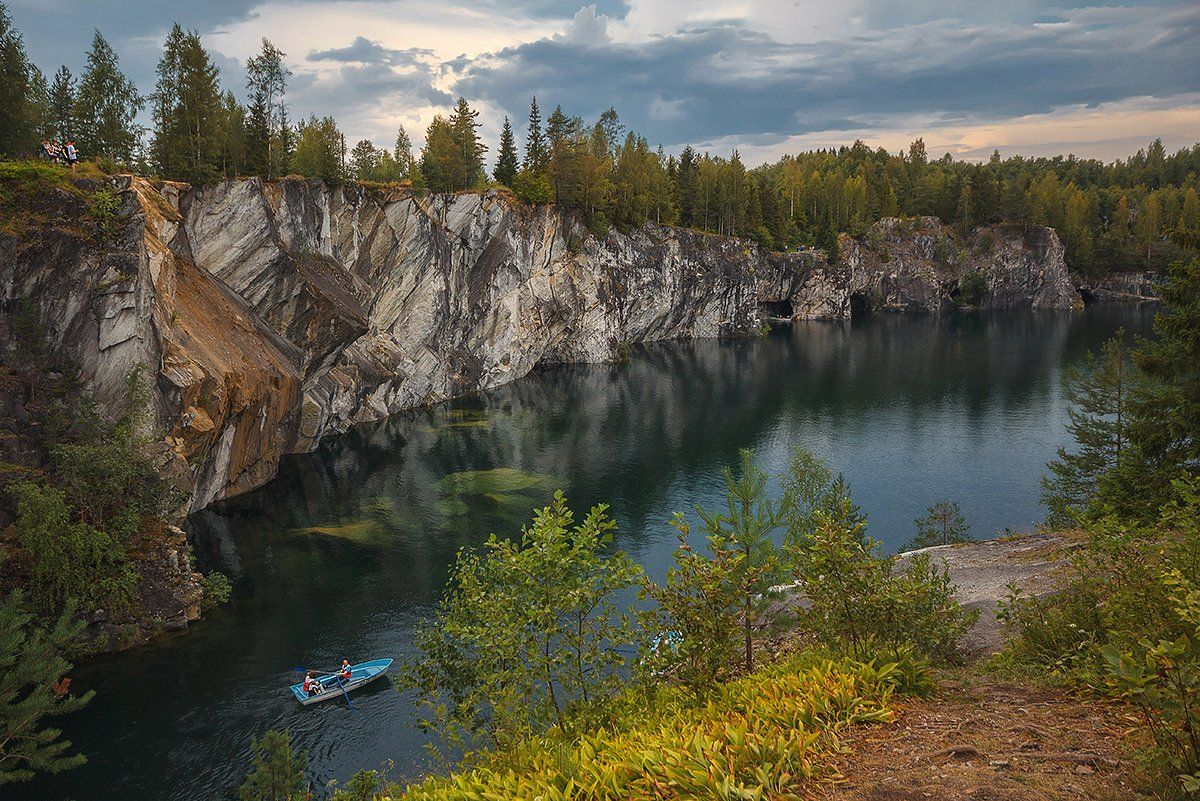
[290, 658, 393, 705]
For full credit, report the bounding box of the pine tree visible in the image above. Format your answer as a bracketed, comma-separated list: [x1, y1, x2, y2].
[1041, 332, 1136, 526]
[0, 592, 92, 786]
[238, 729, 306, 801]
[493, 116, 518, 186]
[0, 2, 36, 156]
[48, 66, 76, 142]
[907, 500, 970, 549]
[74, 30, 142, 163]
[523, 96, 546, 173]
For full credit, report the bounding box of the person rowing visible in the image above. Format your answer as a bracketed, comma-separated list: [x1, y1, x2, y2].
[338, 659, 352, 681]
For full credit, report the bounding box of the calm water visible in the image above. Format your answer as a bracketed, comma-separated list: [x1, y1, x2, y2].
[11, 306, 1154, 801]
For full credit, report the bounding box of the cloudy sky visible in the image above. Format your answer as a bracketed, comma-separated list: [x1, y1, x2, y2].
[9, 0, 1200, 165]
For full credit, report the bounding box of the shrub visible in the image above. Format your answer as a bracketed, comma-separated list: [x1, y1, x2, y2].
[405, 492, 643, 758]
[957, 271, 987, 306]
[906, 499, 971, 550]
[788, 499, 978, 664]
[511, 169, 552, 205]
[396, 655, 915, 801]
[200, 572, 232, 610]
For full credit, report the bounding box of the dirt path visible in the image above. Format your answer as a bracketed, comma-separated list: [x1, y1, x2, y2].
[804, 672, 1150, 801]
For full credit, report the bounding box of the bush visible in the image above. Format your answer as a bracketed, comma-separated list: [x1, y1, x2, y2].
[239, 729, 306, 801]
[511, 169, 552, 205]
[957, 271, 987, 306]
[200, 572, 232, 610]
[788, 498, 978, 663]
[397, 655, 916, 801]
[405, 492, 643, 758]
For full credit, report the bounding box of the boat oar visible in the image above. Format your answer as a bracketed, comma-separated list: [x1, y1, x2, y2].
[334, 676, 355, 710]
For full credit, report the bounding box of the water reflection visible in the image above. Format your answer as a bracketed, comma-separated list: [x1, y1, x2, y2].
[12, 305, 1155, 801]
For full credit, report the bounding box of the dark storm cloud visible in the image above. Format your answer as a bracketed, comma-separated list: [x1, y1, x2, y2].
[454, 3, 1200, 147]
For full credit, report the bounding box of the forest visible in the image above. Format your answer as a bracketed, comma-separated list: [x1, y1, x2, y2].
[2, 4, 1198, 274]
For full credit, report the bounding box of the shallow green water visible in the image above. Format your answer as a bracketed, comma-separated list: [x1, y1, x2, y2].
[11, 305, 1155, 801]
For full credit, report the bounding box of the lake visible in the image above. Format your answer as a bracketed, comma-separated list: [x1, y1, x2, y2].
[10, 305, 1156, 801]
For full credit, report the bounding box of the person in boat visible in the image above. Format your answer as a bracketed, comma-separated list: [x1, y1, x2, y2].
[338, 660, 352, 681]
[303, 671, 323, 697]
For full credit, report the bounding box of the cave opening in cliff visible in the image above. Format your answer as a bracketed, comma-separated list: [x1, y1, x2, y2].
[759, 300, 794, 321]
[849, 292, 870, 317]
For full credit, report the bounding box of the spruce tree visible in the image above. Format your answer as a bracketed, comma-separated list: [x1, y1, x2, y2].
[349, 139, 378, 180]
[1041, 332, 1136, 526]
[0, 2, 36, 156]
[493, 115, 518, 186]
[0, 592, 92, 786]
[448, 96, 485, 189]
[150, 23, 186, 176]
[48, 66, 76, 142]
[523, 96, 546, 173]
[74, 31, 142, 163]
[393, 124, 413, 177]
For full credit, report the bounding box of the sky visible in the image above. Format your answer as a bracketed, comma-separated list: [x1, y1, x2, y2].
[8, 0, 1200, 166]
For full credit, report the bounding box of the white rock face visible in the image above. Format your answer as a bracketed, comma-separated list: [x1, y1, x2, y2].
[1, 180, 1081, 511]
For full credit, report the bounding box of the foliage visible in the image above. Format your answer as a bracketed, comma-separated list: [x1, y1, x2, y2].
[87, 186, 121, 242]
[244, 38, 290, 179]
[419, 98, 486, 193]
[781, 447, 865, 550]
[0, 591, 92, 785]
[150, 24, 225, 182]
[1114, 257, 1200, 517]
[397, 655, 914, 801]
[511, 169, 552, 205]
[330, 769, 381, 801]
[10, 481, 137, 614]
[405, 492, 643, 758]
[493, 116, 518, 187]
[1099, 569, 1200, 796]
[73, 30, 142, 163]
[789, 499, 977, 663]
[1041, 332, 1137, 526]
[238, 729, 307, 801]
[957, 271, 987, 306]
[1001, 477, 1200, 680]
[907, 499, 971, 550]
[291, 115, 344, 183]
[0, 2, 42, 157]
[200, 572, 232, 610]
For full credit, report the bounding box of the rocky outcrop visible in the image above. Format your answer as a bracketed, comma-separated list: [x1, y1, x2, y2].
[1077, 271, 1162, 303]
[1, 180, 1082, 516]
[790, 217, 1082, 318]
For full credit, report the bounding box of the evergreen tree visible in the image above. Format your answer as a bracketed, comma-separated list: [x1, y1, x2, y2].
[172, 30, 224, 182]
[675, 145, 698, 227]
[0, 592, 92, 786]
[349, 139, 378, 180]
[238, 729, 306, 801]
[245, 38, 289, 178]
[523, 96, 546, 173]
[1115, 259, 1200, 514]
[47, 66, 76, 142]
[73, 30, 142, 162]
[0, 2, 36, 156]
[150, 23, 187, 176]
[1041, 332, 1136, 526]
[215, 90, 245, 177]
[448, 96, 485, 189]
[908, 500, 970, 550]
[393, 124, 413, 177]
[493, 115, 518, 186]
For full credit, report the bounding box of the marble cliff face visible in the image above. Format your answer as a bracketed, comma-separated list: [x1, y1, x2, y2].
[1, 178, 1081, 511]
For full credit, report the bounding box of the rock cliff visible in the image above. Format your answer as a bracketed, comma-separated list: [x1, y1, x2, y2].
[792, 217, 1082, 318]
[2, 178, 1081, 515]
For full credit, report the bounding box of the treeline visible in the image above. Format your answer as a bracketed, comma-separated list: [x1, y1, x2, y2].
[2, 3, 1198, 275]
